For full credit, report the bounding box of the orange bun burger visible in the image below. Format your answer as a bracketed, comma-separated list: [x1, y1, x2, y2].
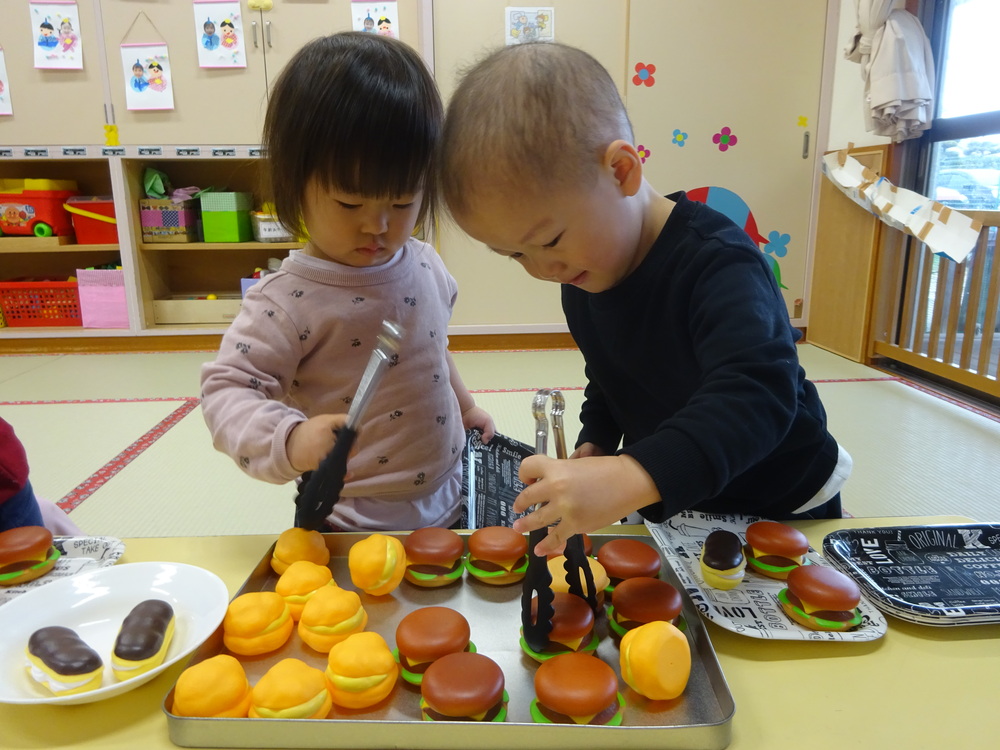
[419, 652, 508, 722]
[325, 631, 398, 709]
[274, 560, 338, 621]
[348, 533, 406, 596]
[171, 654, 252, 718]
[403, 527, 465, 588]
[465, 526, 528, 585]
[744, 520, 809, 580]
[394, 606, 475, 685]
[530, 652, 624, 725]
[222, 591, 294, 656]
[250, 658, 332, 719]
[779, 564, 863, 632]
[270, 527, 330, 575]
[297, 586, 368, 653]
[0, 526, 60, 586]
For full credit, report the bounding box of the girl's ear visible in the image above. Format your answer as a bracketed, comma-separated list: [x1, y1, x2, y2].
[603, 140, 643, 197]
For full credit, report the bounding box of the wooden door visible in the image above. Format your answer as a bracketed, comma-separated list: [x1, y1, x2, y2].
[626, 0, 827, 323]
[0, 0, 108, 146]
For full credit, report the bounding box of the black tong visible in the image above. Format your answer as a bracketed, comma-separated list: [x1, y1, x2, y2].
[293, 320, 405, 530]
[520, 389, 597, 654]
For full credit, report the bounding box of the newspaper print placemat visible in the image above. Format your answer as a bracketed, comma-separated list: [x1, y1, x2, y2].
[648, 511, 888, 641]
[0, 536, 125, 606]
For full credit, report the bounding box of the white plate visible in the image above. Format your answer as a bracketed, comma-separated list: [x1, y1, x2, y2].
[648, 512, 889, 642]
[0, 536, 126, 606]
[0, 562, 228, 705]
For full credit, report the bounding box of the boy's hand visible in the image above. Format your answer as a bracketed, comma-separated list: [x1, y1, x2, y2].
[286, 414, 351, 473]
[512, 454, 659, 557]
[462, 405, 496, 443]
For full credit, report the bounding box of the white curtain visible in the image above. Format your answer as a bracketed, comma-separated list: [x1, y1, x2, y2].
[845, 0, 936, 142]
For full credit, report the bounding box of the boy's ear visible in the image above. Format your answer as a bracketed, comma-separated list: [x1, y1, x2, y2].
[604, 140, 643, 197]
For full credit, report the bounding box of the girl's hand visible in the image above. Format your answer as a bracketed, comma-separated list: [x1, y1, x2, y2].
[286, 414, 351, 473]
[462, 405, 496, 443]
[511, 453, 660, 557]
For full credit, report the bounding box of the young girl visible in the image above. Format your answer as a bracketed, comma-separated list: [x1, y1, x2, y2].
[201, 33, 494, 532]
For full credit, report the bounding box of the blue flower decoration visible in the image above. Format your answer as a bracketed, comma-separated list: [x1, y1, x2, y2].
[764, 231, 789, 258]
[671, 129, 688, 147]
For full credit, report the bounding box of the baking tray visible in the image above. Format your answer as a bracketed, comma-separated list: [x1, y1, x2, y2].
[163, 533, 734, 750]
[823, 523, 1000, 625]
[648, 512, 888, 642]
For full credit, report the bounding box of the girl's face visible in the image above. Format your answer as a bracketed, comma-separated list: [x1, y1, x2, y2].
[300, 179, 422, 268]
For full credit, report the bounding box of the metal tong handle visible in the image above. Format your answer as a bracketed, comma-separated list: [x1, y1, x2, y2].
[520, 390, 597, 653]
[294, 321, 404, 530]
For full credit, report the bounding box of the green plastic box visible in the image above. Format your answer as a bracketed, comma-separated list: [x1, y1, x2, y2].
[201, 192, 253, 242]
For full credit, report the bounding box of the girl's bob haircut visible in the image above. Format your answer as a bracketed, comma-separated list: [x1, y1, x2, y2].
[261, 32, 442, 237]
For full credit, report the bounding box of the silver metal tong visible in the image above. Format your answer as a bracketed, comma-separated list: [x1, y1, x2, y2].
[520, 389, 598, 654]
[294, 320, 405, 530]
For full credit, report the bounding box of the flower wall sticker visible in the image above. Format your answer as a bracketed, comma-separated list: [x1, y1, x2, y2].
[632, 62, 655, 87]
[764, 231, 790, 258]
[713, 126, 738, 152]
[637, 145, 651, 163]
[672, 129, 688, 147]
[797, 116, 809, 128]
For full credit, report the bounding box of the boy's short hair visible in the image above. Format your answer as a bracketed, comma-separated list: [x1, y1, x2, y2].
[441, 42, 633, 217]
[262, 32, 442, 235]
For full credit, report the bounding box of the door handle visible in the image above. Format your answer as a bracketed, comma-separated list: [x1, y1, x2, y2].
[266, 21, 272, 48]
[802, 131, 810, 159]
[252, 21, 258, 48]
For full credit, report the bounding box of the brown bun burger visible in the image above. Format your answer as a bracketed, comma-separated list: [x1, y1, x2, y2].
[779, 564, 863, 632]
[520, 591, 598, 662]
[419, 652, 508, 722]
[403, 527, 465, 588]
[0, 525, 60, 586]
[394, 606, 475, 685]
[608, 576, 683, 639]
[596, 538, 662, 590]
[465, 526, 528, 585]
[531, 652, 624, 725]
[744, 521, 809, 580]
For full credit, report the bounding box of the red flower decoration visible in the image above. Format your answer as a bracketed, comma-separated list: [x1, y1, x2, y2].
[632, 62, 656, 87]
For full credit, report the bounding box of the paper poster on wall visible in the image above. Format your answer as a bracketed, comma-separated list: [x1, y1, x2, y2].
[193, 0, 247, 68]
[351, 3, 399, 37]
[30, 1, 83, 69]
[121, 44, 175, 111]
[0, 48, 12, 116]
[504, 7, 554, 44]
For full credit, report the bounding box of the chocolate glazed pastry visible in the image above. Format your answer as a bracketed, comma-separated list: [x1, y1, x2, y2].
[114, 600, 174, 661]
[28, 627, 103, 677]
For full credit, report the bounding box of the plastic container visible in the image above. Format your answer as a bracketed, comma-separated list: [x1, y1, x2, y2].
[139, 198, 199, 243]
[201, 192, 252, 242]
[0, 279, 82, 327]
[250, 212, 294, 242]
[64, 196, 118, 244]
[0, 178, 78, 237]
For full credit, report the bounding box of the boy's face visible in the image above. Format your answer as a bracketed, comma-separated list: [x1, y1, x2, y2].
[301, 179, 422, 268]
[453, 168, 644, 294]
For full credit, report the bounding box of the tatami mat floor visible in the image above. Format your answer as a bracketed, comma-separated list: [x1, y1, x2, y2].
[1, 344, 998, 538]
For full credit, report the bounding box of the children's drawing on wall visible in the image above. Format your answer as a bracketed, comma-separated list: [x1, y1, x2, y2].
[686, 186, 789, 289]
[121, 44, 175, 111]
[352, 3, 399, 38]
[30, 1, 84, 69]
[505, 7, 554, 45]
[193, 0, 247, 68]
[0, 48, 12, 117]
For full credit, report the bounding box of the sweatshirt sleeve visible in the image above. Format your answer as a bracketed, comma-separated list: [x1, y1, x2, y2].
[199, 292, 308, 484]
[0, 418, 30, 506]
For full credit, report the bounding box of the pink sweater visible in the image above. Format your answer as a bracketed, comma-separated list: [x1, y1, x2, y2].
[200, 240, 466, 526]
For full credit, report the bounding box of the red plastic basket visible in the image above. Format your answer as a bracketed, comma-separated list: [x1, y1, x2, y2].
[0, 280, 82, 327]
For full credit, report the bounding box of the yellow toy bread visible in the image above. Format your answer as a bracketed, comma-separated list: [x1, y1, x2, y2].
[348, 533, 406, 596]
[171, 654, 252, 718]
[325, 631, 398, 709]
[250, 658, 333, 719]
[26, 626, 104, 696]
[297, 585, 368, 653]
[546, 554, 609, 607]
[222, 591, 294, 656]
[619, 620, 691, 701]
[111, 599, 176, 680]
[275, 560, 338, 620]
[271, 527, 330, 575]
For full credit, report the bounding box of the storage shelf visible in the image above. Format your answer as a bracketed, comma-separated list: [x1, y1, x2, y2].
[0, 237, 119, 253]
[139, 241, 301, 252]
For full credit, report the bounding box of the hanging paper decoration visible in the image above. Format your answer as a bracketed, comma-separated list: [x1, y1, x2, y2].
[121, 44, 175, 111]
[0, 48, 12, 116]
[193, 0, 247, 68]
[29, 1, 83, 69]
[352, 3, 401, 38]
[504, 7, 555, 45]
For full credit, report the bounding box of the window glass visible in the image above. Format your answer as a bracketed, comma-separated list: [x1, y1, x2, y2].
[928, 134, 1000, 211]
[938, 0, 1000, 118]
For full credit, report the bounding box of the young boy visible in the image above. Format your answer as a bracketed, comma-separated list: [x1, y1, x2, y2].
[441, 43, 851, 555]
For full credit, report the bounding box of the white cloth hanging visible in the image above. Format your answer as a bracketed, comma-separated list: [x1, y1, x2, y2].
[845, 2, 935, 142]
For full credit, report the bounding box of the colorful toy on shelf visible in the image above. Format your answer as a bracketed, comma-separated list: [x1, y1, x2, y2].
[0, 179, 79, 238]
